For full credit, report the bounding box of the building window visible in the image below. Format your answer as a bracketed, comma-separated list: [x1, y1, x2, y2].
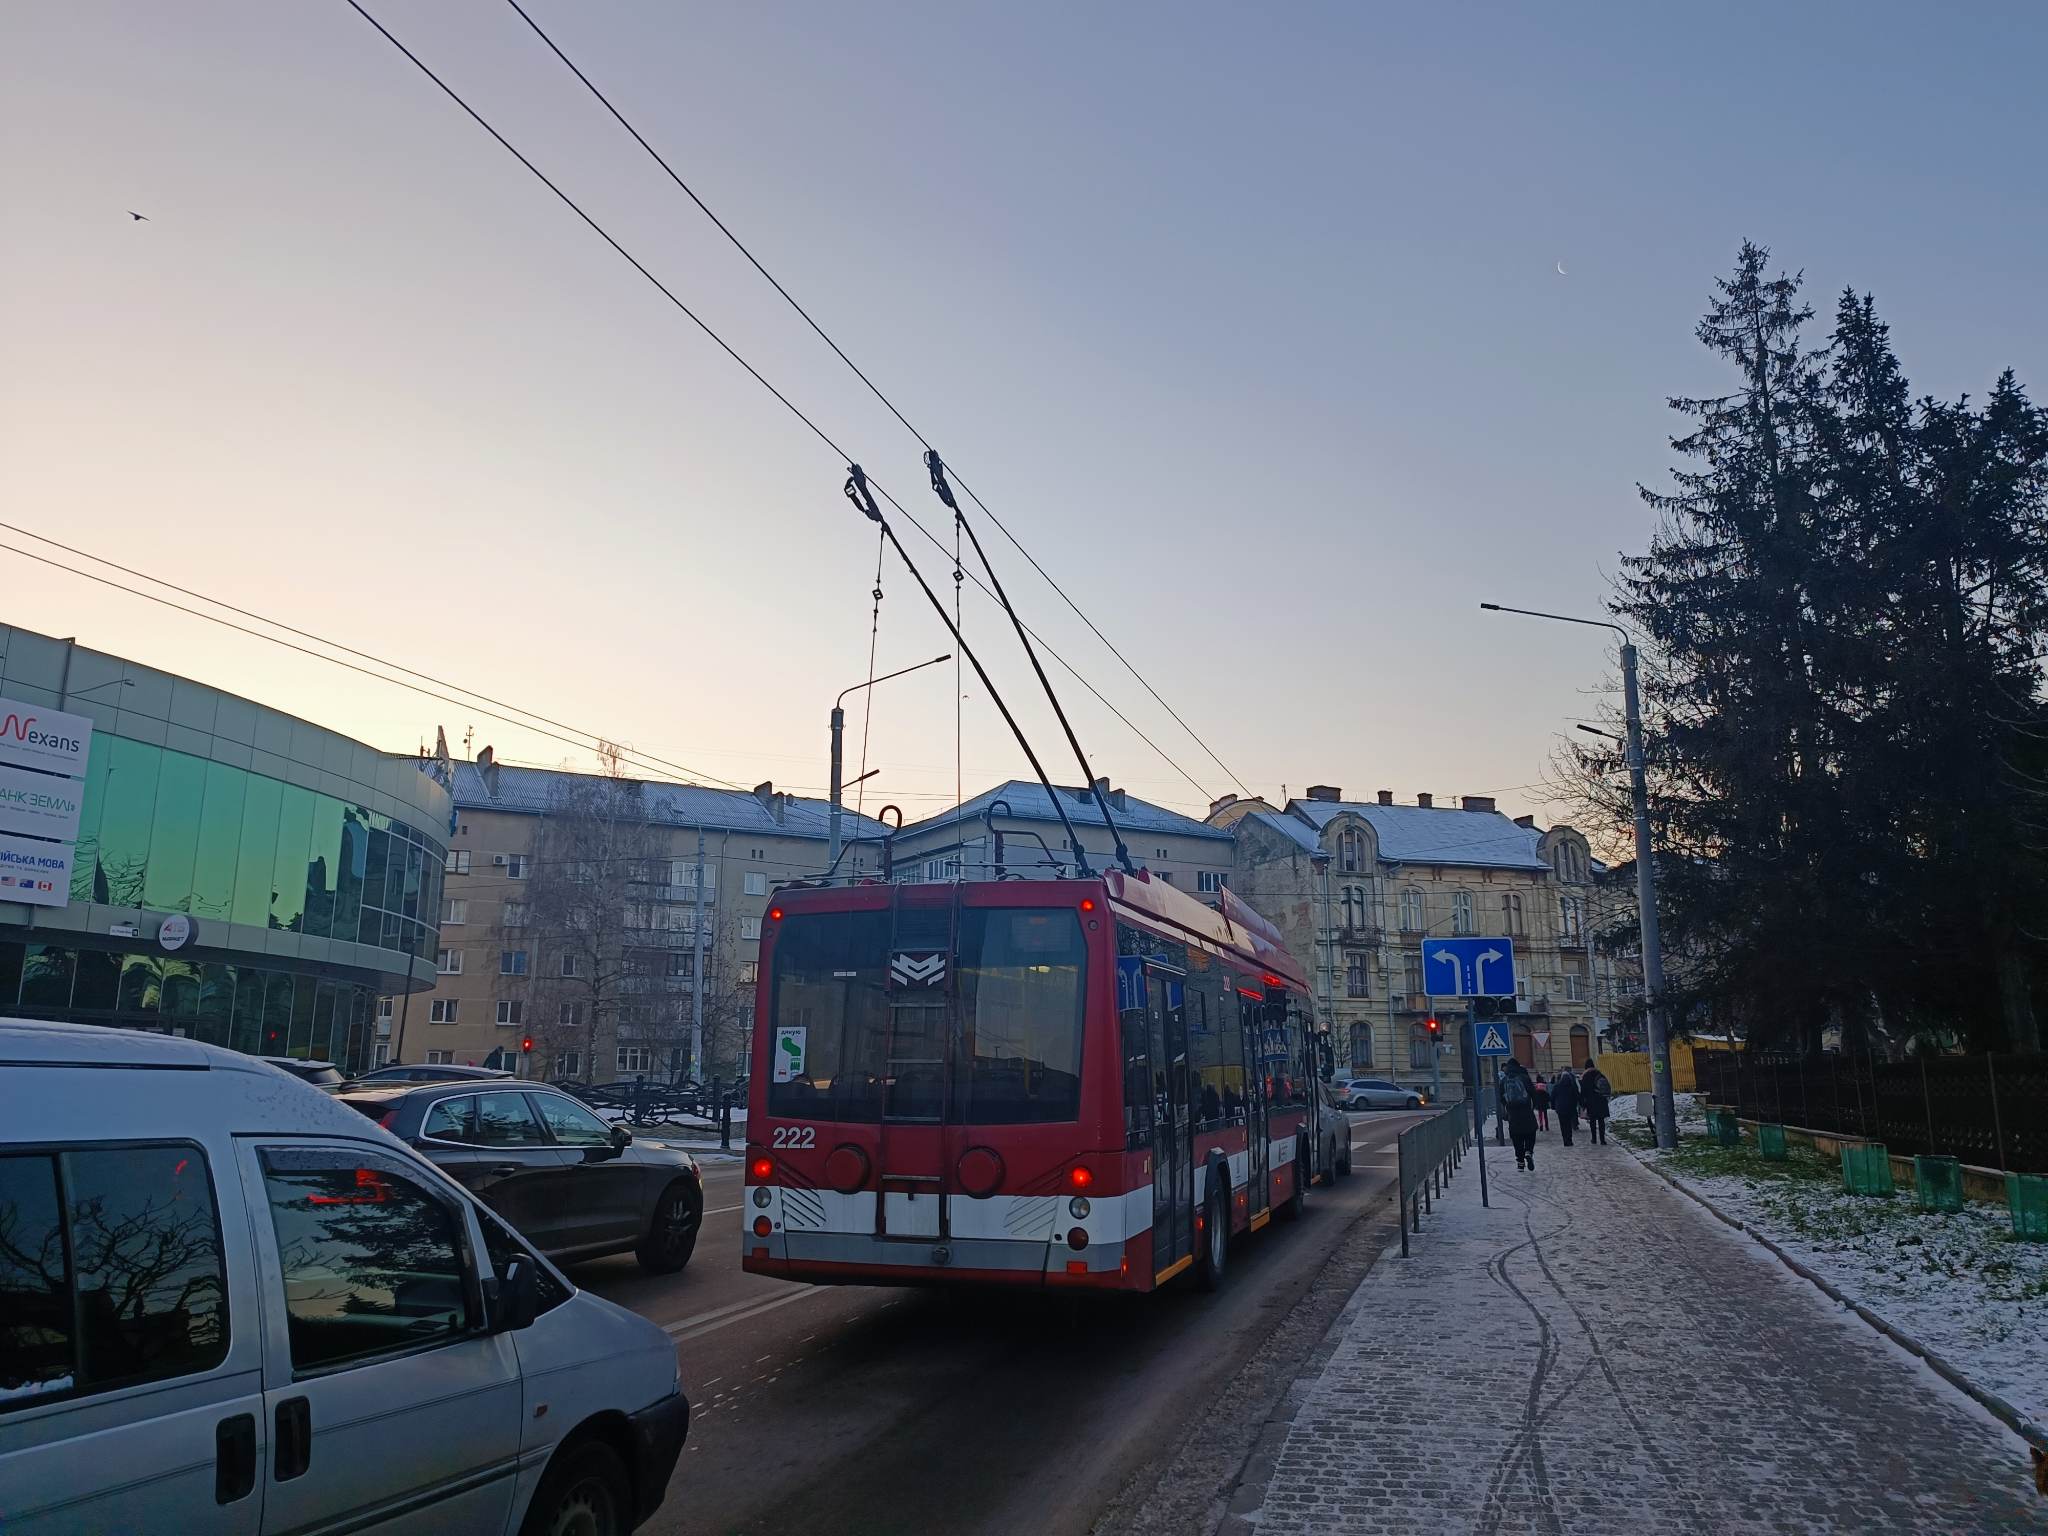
[1404, 950, 1423, 995]
[436, 947, 462, 975]
[443, 899, 467, 925]
[744, 871, 768, 896]
[447, 850, 472, 876]
[1338, 827, 1366, 873]
[429, 999, 458, 1024]
[617, 1045, 654, 1075]
[559, 954, 578, 978]
[496, 999, 523, 1026]
[1197, 870, 1225, 894]
[740, 960, 759, 987]
[425, 1049, 454, 1065]
[1451, 892, 1474, 935]
[1564, 972, 1584, 1002]
[1409, 1023, 1434, 1069]
[553, 1051, 581, 1080]
[1349, 1023, 1373, 1067]
[1345, 953, 1370, 998]
[499, 950, 528, 976]
[1156, 871, 1174, 885]
[740, 915, 762, 940]
[1501, 893, 1525, 936]
[377, 998, 394, 1021]
[668, 951, 695, 979]
[1560, 897, 1583, 944]
[501, 900, 527, 927]
[924, 857, 959, 881]
[501, 854, 530, 879]
[1341, 885, 1370, 932]
[1399, 888, 1424, 932]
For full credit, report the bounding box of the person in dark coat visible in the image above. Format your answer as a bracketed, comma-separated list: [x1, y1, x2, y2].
[1531, 1073, 1551, 1131]
[1580, 1059, 1612, 1144]
[1499, 1059, 1539, 1170]
[1550, 1065, 1581, 1146]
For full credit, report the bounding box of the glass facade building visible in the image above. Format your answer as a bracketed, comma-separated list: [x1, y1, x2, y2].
[0, 626, 452, 1074]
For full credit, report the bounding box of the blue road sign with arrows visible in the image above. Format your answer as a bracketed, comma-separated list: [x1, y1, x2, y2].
[1421, 937, 1517, 998]
[1473, 1020, 1513, 1057]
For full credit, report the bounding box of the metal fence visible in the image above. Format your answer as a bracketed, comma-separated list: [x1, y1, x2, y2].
[1693, 1049, 2047, 1174]
[1397, 1105, 1473, 1257]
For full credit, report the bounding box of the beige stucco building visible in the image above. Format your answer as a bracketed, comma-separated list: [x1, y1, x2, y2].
[1210, 787, 1602, 1096]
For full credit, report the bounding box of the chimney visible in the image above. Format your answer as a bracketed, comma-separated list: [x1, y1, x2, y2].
[1514, 814, 1536, 828]
[1462, 795, 1497, 814]
[754, 780, 786, 822]
[1376, 789, 1393, 805]
[1109, 788, 1128, 812]
[1209, 793, 1238, 816]
[475, 745, 499, 797]
[1416, 792, 1433, 809]
[1305, 785, 1342, 802]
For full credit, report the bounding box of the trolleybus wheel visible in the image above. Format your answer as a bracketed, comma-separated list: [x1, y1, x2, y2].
[1194, 1184, 1228, 1292]
[1277, 1144, 1306, 1221]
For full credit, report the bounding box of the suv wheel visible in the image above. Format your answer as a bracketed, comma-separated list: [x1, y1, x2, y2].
[636, 1179, 701, 1274]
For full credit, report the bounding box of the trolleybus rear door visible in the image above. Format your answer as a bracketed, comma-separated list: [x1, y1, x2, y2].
[1146, 961, 1193, 1268]
[878, 899, 954, 1241]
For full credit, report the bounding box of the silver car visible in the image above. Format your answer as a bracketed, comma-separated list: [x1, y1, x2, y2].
[1340, 1076, 1427, 1110]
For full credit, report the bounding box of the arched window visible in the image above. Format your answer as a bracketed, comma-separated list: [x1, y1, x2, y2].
[1560, 897, 1583, 944]
[1512, 1023, 1534, 1068]
[1451, 891, 1474, 935]
[1338, 827, 1367, 873]
[1570, 1023, 1591, 1067]
[1501, 892, 1525, 935]
[1399, 888, 1425, 932]
[1350, 1022, 1373, 1067]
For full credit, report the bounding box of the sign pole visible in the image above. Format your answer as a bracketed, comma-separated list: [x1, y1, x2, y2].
[1467, 1020, 1489, 1209]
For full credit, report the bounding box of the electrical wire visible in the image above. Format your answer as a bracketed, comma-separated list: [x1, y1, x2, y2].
[488, 0, 1243, 799]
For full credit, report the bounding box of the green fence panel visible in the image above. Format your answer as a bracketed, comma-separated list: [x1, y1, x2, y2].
[1913, 1155, 1963, 1213]
[1841, 1143, 1894, 1197]
[2011, 1173, 2048, 1241]
[1758, 1123, 1788, 1161]
[1712, 1108, 1740, 1147]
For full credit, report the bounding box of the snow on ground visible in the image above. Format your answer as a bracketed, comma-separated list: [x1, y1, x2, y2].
[1617, 1102, 2048, 1434]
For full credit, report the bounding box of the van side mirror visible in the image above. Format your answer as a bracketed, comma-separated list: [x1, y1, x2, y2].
[489, 1256, 539, 1333]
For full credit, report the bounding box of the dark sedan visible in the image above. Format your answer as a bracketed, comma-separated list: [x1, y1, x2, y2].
[339, 1080, 704, 1274]
[349, 1062, 514, 1084]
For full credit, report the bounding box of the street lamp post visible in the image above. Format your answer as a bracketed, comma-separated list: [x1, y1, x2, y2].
[1310, 852, 1335, 1071]
[1481, 602, 1677, 1150]
[829, 655, 950, 872]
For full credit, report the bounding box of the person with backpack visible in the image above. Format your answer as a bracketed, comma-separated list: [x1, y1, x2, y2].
[1498, 1059, 1539, 1170]
[1580, 1058, 1613, 1145]
[1550, 1065, 1581, 1147]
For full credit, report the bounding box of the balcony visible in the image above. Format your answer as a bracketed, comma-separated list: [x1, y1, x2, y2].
[1337, 925, 1381, 947]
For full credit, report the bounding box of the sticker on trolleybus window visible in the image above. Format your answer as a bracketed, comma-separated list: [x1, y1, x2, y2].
[773, 1026, 807, 1083]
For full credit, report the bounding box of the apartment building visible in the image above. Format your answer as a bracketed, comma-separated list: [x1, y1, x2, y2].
[394, 751, 887, 1083]
[1211, 786, 1601, 1094]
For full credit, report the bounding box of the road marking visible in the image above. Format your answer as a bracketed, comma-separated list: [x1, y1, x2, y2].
[705, 1203, 742, 1215]
[661, 1287, 818, 1341]
[701, 1376, 723, 1386]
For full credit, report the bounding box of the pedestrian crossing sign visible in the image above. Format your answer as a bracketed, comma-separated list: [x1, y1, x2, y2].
[1474, 1022, 1512, 1056]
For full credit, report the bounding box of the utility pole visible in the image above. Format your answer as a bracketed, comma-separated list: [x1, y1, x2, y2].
[690, 826, 706, 1079]
[1482, 602, 1678, 1151]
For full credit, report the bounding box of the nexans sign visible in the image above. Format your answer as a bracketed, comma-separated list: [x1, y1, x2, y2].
[0, 699, 93, 777]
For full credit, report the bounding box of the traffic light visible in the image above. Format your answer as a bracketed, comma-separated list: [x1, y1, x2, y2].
[520, 1036, 533, 1054]
[1425, 1016, 1442, 1039]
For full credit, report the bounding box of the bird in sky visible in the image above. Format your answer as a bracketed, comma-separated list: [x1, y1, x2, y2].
[1555, 261, 1568, 276]
[127, 211, 148, 221]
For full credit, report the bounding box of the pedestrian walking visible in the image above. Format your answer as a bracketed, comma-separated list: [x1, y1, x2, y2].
[1532, 1073, 1550, 1131]
[1499, 1058, 1539, 1170]
[1551, 1065, 1581, 1147]
[1581, 1059, 1612, 1145]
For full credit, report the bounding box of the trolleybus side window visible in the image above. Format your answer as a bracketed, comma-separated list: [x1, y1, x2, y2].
[954, 907, 1088, 1124]
[1120, 1004, 1153, 1147]
[766, 910, 892, 1121]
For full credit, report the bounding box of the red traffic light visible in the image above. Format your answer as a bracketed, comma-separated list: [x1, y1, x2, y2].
[520, 1036, 533, 1053]
[1425, 1017, 1441, 1035]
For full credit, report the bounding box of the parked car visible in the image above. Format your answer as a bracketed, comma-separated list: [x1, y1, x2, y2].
[350, 1061, 514, 1084]
[338, 1080, 705, 1273]
[258, 1055, 347, 1091]
[1312, 1076, 1354, 1181]
[1339, 1076, 1427, 1110]
[0, 1018, 688, 1536]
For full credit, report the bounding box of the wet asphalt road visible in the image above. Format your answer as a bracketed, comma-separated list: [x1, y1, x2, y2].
[568, 1109, 1438, 1536]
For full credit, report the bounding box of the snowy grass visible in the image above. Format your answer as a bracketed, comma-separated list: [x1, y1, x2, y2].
[1619, 1108, 2048, 1433]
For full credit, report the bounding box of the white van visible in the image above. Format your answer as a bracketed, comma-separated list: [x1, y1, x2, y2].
[0, 1020, 687, 1535]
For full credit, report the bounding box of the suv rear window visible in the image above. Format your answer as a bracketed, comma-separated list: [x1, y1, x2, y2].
[0, 1145, 229, 1410]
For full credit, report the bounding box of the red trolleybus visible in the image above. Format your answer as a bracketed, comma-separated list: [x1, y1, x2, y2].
[741, 869, 1324, 1292]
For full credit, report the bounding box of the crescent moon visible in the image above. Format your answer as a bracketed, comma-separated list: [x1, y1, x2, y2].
[1556, 261, 1568, 276]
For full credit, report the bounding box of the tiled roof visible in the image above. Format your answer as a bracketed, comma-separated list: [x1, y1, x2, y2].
[900, 781, 1231, 842]
[1287, 799, 1550, 871]
[451, 762, 890, 841]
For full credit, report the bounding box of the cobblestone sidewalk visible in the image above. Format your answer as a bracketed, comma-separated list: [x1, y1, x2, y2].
[1242, 1122, 2041, 1534]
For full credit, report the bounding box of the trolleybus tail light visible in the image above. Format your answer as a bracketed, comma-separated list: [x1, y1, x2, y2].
[768, 906, 784, 921]
[749, 1155, 774, 1181]
[1079, 898, 1095, 912]
[1068, 1196, 1091, 1219]
[753, 1216, 772, 1237]
[1067, 1165, 1093, 1191]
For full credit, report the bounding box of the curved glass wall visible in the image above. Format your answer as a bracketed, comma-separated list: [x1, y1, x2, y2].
[66, 741, 445, 964]
[0, 940, 382, 1071]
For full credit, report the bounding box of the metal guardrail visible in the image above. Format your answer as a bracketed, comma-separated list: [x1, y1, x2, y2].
[1396, 1105, 1472, 1257]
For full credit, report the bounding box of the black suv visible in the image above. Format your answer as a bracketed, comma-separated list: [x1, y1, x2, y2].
[340, 1080, 704, 1273]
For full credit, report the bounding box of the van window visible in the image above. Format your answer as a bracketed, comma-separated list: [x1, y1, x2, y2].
[0, 1145, 229, 1411]
[258, 1148, 473, 1374]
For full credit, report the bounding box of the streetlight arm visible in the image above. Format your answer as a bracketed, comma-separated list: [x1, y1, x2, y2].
[1479, 602, 1632, 643]
[837, 653, 951, 711]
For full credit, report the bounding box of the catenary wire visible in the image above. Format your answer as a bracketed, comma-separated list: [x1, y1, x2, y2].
[500, 0, 1246, 798]
[352, 0, 1219, 804]
[0, 519, 744, 792]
